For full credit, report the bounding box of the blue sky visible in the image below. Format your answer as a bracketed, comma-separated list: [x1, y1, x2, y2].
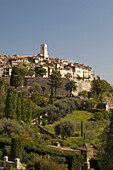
[0, 0, 113, 84]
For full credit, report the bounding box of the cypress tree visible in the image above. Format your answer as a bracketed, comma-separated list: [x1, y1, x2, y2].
[27, 100, 32, 122]
[81, 121, 83, 137]
[5, 88, 17, 119]
[21, 98, 27, 122]
[10, 137, 22, 161]
[99, 111, 113, 170]
[16, 97, 21, 121]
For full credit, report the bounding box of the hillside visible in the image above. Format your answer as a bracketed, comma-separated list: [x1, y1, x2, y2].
[44, 110, 109, 144]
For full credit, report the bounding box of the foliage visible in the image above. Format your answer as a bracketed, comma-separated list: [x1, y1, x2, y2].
[36, 68, 47, 77]
[91, 78, 111, 101]
[32, 108, 45, 119]
[91, 109, 109, 121]
[10, 67, 27, 88]
[5, 88, 18, 119]
[41, 86, 46, 95]
[97, 111, 113, 170]
[26, 69, 35, 76]
[17, 86, 29, 98]
[65, 80, 77, 97]
[24, 143, 83, 170]
[64, 73, 72, 80]
[81, 99, 94, 111]
[0, 118, 34, 138]
[31, 82, 42, 93]
[78, 90, 88, 98]
[26, 152, 68, 170]
[0, 78, 7, 117]
[31, 91, 48, 106]
[48, 69, 62, 98]
[10, 137, 23, 161]
[54, 120, 75, 139]
[45, 97, 93, 123]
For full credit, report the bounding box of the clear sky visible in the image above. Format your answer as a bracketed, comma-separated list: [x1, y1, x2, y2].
[0, 0, 113, 84]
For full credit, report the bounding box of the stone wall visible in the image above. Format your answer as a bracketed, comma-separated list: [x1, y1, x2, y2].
[3, 76, 91, 96]
[25, 77, 91, 96]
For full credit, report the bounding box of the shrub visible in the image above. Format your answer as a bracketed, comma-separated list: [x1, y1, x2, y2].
[0, 118, 34, 138]
[54, 120, 75, 139]
[45, 97, 93, 123]
[85, 131, 97, 141]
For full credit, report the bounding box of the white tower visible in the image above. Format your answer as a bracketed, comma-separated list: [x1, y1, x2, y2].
[40, 44, 48, 58]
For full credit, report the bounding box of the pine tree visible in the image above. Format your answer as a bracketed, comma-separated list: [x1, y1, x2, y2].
[48, 69, 62, 98]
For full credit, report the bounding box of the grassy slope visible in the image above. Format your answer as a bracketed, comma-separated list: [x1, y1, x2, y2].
[44, 110, 92, 133]
[44, 110, 109, 145]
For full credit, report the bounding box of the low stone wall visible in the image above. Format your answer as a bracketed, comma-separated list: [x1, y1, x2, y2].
[37, 123, 58, 139]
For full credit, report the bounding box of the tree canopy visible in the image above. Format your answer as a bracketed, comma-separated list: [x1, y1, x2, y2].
[91, 78, 111, 101]
[65, 80, 77, 97]
[10, 67, 27, 88]
[48, 69, 62, 98]
[36, 68, 47, 77]
[54, 120, 75, 139]
[97, 111, 113, 170]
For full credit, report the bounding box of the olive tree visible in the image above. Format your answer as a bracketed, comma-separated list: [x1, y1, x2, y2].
[54, 120, 75, 139]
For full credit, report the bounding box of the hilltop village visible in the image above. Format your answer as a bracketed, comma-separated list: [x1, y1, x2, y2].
[0, 45, 113, 170]
[0, 44, 94, 95]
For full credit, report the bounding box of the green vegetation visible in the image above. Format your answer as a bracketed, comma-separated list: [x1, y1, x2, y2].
[45, 110, 109, 145]
[91, 111, 113, 170]
[1, 75, 113, 170]
[10, 138, 23, 161]
[91, 77, 111, 102]
[36, 67, 47, 77]
[65, 80, 77, 97]
[55, 120, 75, 139]
[10, 67, 27, 88]
[48, 69, 62, 98]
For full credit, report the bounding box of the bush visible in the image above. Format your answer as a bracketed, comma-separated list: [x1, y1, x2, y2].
[54, 120, 75, 139]
[0, 118, 34, 138]
[45, 97, 93, 123]
[32, 108, 45, 119]
[85, 131, 97, 141]
[70, 143, 78, 149]
[93, 112, 104, 121]
[0, 150, 2, 159]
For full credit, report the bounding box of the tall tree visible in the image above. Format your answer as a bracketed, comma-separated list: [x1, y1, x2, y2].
[97, 111, 113, 170]
[48, 69, 62, 97]
[54, 120, 75, 139]
[27, 100, 32, 122]
[10, 137, 23, 161]
[0, 78, 7, 117]
[91, 78, 111, 101]
[16, 97, 21, 121]
[21, 98, 27, 122]
[5, 88, 18, 119]
[65, 80, 77, 97]
[10, 67, 27, 88]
